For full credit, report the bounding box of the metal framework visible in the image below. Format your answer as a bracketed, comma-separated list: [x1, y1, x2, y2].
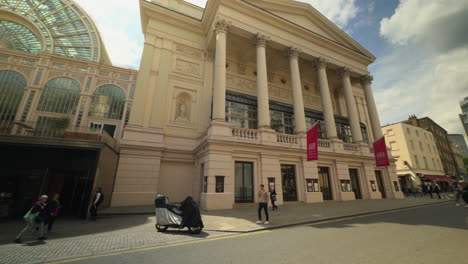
[0, 70, 27, 127]
[37, 77, 81, 115]
[88, 85, 126, 120]
[0, 0, 108, 62]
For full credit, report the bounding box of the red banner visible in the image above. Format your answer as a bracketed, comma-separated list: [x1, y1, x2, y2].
[373, 137, 390, 167]
[307, 123, 319, 161]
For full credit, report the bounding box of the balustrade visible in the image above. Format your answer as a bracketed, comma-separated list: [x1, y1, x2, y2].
[318, 139, 331, 148]
[276, 133, 298, 144]
[232, 127, 258, 140]
[343, 143, 359, 152]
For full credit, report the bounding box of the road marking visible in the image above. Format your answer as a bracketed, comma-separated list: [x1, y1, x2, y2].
[48, 202, 448, 264]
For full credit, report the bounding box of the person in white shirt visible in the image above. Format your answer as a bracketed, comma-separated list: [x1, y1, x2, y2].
[89, 187, 104, 220]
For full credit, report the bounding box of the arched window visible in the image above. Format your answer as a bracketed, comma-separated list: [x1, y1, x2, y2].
[88, 85, 126, 120]
[37, 78, 81, 114]
[0, 70, 27, 125]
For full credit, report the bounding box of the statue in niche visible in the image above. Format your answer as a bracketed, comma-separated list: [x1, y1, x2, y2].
[175, 94, 190, 123]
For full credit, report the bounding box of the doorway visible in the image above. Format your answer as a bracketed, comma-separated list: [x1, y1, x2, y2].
[281, 165, 297, 201]
[349, 169, 362, 199]
[375, 170, 386, 198]
[318, 167, 333, 200]
[235, 162, 254, 203]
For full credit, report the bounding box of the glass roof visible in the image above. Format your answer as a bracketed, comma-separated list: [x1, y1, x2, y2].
[0, 20, 41, 53]
[0, 0, 105, 62]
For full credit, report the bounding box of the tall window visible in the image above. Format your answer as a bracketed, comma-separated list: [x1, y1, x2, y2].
[410, 140, 415, 149]
[225, 101, 257, 129]
[270, 110, 294, 134]
[336, 123, 352, 143]
[416, 130, 420, 137]
[432, 158, 436, 170]
[423, 156, 428, 169]
[414, 155, 420, 168]
[89, 85, 126, 119]
[0, 71, 27, 127]
[37, 77, 81, 114]
[406, 127, 411, 134]
[419, 141, 424, 151]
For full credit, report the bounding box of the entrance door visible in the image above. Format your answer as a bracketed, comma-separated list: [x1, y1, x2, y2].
[235, 162, 253, 203]
[375, 170, 386, 198]
[281, 165, 297, 201]
[318, 167, 333, 200]
[349, 169, 362, 199]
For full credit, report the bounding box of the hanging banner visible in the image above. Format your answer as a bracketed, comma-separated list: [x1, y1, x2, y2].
[373, 136, 390, 167]
[307, 123, 319, 161]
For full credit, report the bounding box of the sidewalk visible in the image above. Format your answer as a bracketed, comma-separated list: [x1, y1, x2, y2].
[103, 195, 453, 232]
[0, 196, 453, 264]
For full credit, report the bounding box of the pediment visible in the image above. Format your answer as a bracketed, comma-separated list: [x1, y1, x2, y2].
[243, 0, 374, 59]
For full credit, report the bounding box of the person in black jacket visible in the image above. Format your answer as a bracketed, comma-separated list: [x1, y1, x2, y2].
[45, 193, 61, 232]
[270, 188, 278, 211]
[89, 187, 104, 220]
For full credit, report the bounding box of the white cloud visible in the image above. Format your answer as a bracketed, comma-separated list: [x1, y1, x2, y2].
[299, 0, 358, 28]
[74, 0, 143, 69]
[373, 0, 468, 136]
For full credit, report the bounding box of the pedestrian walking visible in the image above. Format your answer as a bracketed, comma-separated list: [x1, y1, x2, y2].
[433, 183, 442, 199]
[14, 195, 48, 243]
[45, 193, 61, 232]
[454, 182, 465, 206]
[426, 184, 433, 199]
[256, 184, 269, 224]
[270, 187, 278, 211]
[89, 187, 104, 221]
[417, 185, 423, 197]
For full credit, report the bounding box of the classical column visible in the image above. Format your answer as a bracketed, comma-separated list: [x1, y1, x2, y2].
[212, 19, 230, 122]
[256, 34, 271, 129]
[361, 75, 383, 140]
[289, 47, 306, 134]
[339, 67, 363, 143]
[314, 58, 338, 140]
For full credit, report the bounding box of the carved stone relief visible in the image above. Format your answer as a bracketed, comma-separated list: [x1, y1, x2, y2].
[174, 92, 191, 123]
[226, 75, 255, 92]
[175, 59, 201, 77]
[175, 44, 203, 60]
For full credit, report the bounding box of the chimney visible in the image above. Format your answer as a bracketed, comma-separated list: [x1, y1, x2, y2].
[408, 115, 418, 126]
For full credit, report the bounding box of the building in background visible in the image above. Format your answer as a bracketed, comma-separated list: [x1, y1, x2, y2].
[112, 0, 403, 210]
[382, 122, 449, 191]
[407, 115, 460, 180]
[451, 142, 467, 181]
[448, 134, 468, 157]
[460, 96, 468, 137]
[0, 0, 137, 218]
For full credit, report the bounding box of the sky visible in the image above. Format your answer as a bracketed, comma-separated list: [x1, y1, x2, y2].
[74, 0, 468, 137]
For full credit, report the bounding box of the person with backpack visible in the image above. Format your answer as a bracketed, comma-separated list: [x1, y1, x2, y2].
[270, 187, 278, 211]
[14, 195, 48, 243]
[89, 187, 104, 220]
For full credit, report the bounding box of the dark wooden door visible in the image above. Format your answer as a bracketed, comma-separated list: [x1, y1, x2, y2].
[318, 167, 333, 200]
[235, 162, 254, 203]
[349, 169, 362, 199]
[375, 170, 386, 198]
[281, 165, 297, 201]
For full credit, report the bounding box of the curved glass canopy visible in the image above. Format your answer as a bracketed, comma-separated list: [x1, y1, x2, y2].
[0, 20, 41, 53]
[0, 0, 109, 63]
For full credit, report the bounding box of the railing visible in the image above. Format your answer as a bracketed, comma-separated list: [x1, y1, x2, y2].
[318, 139, 331, 148]
[343, 143, 359, 152]
[0, 120, 102, 140]
[232, 127, 258, 140]
[276, 133, 298, 144]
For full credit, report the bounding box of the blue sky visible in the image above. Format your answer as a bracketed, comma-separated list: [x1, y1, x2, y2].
[75, 0, 468, 139]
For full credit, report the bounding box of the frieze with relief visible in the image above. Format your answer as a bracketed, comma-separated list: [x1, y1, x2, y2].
[175, 44, 203, 60]
[226, 75, 255, 92]
[175, 59, 201, 77]
[268, 85, 291, 101]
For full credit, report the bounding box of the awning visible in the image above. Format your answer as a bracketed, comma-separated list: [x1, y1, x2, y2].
[421, 175, 451, 182]
[398, 174, 410, 178]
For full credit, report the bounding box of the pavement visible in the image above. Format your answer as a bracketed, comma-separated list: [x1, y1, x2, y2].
[71, 202, 468, 264]
[0, 195, 458, 264]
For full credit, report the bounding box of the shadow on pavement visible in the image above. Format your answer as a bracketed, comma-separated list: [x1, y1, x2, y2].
[304, 203, 468, 230]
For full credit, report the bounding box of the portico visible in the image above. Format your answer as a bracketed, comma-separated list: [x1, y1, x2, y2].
[110, 0, 403, 210]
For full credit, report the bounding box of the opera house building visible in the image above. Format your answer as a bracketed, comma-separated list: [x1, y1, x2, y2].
[112, 0, 403, 210]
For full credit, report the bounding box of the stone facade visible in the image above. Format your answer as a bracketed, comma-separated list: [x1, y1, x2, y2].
[111, 0, 403, 209]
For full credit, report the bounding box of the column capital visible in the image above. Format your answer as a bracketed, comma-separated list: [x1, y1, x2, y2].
[360, 75, 373, 85]
[338, 67, 352, 79]
[204, 49, 215, 61]
[314, 57, 328, 70]
[256, 34, 270, 48]
[288, 47, 301, 60]
[214, 18, 231, 34]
